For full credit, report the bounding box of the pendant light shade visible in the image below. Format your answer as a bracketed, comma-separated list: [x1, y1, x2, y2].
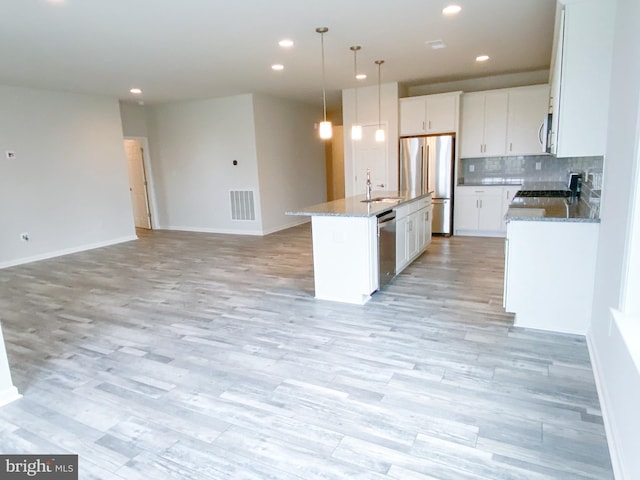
[375, 60, 385, 143]
[319, 121, 333, 139]
[316, 27, 332, 140]
[350, 45, 363, 141]
[351, 124, 363, 140]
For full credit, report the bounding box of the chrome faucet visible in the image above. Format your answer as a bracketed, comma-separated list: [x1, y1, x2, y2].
[366, 168, 372, 200]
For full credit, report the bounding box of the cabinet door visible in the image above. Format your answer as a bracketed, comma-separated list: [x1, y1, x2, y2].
[399, 98, 426, 136]
[460, 94, 485, 157]
[422, 208, 432, 248]
[407, 216, 419, 259]
[483, 92, 508, 156]
[396, 216, 408, 273]
[501, 185, 521, 232]
[426, 95, 457, 134]
[477, 193, 503, 231]
[455, 194, 480, 230]
[507, 86, 549, 155]
[555, 0, 614, 157]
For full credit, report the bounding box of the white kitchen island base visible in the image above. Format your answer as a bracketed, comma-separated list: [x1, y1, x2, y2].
[311, 215, 378, 304]
[504, 220, 599, 335]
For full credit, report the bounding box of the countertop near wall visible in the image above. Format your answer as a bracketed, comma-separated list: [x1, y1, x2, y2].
[505, 181, 600, 222]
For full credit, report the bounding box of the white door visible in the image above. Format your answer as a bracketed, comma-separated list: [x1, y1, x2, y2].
[353, 124, 388, 196]
[124, 139, 151, 229]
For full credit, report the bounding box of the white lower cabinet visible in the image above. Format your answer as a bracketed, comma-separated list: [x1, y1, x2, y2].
[395, 196, 433, 274]
[501, 185, 521, 232]
[504, 220, 599, 334]
[454, 186, 503, 236]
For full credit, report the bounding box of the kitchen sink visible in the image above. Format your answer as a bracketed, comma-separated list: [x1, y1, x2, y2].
[361, 197, 402, 204]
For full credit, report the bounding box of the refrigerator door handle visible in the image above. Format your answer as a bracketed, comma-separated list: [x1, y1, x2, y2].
[423, 143, 429, 194]
[420, 144, 425, 195]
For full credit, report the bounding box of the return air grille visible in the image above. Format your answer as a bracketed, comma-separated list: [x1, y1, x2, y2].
[230, 190, 256, 221]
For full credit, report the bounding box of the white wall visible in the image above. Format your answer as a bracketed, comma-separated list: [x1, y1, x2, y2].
[252, 94, 326, 234]
[0, 86, 136, 268]
[342, 82, 400, 196]
[146, 94, 263, 234]
[120, 102, 149, 138]
[588, 0, 640, 477]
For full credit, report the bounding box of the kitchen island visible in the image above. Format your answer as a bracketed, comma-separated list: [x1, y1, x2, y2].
[287, 191, 432, 304]
[503, 182, 600, 334]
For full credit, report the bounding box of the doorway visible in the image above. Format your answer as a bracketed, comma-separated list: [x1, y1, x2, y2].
[124, 138, 154, 230]
[352, 123, 388, 195]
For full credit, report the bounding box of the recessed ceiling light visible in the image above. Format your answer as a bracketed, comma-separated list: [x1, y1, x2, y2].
[356, 73, 367, 80]
[476, 55, 490, 62]
[278, 39, 294, 48]
[425, 39, 447, 50]
[442, 5, 462, 16]
[271, 64, 284, 71]
[130, 88, 142, 94]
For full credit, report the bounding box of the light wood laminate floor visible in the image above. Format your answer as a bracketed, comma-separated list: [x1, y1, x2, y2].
[0, 224, 612, 479]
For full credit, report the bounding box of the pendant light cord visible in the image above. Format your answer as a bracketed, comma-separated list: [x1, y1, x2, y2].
[353, 48, 359, 124]
[376, 60, 383, 129]
[321, 32, 327, 123]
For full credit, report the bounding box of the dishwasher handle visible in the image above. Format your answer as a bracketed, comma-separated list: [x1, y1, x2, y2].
[376, 210, 396, 224]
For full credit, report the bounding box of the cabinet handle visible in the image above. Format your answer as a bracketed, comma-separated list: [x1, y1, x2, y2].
[428, 120, 432, 130]
[509, 142, 513, 152]
[479, 199, 483, 208]
[422, 121, 426, 130]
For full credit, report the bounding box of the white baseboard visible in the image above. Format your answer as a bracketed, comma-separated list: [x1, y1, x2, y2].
[586, 309, 640, 480]
[0, 386, 21, 408]
[0, 235, 138, 269]
[587, 332, 621, 479]
[158, 225, 265, 236]
[158, 218, 311, 237]
[261, 218, 310, 235]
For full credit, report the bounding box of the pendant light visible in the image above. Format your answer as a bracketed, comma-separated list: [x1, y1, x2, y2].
[316, 27, 332, 140]
[350, 46, 363, 141]
[375, 60, 385, 142]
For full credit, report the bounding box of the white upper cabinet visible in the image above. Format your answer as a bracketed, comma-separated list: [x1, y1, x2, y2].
[399, 92, 460, 136]
[550, 0, 615, 157]
[461, 85, 549, 158]
[460, 91, 508, 157]
[507, 85, 550, 155]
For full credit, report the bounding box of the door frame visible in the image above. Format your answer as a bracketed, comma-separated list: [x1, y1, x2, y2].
[124, 136, 158, 230]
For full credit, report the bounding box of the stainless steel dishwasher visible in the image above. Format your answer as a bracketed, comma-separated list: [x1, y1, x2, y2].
[377, 210, 397, 289]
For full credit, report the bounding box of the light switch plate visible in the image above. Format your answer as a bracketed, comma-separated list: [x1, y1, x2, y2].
[469, 165, 475, 172]
[535, 161, 542, 170]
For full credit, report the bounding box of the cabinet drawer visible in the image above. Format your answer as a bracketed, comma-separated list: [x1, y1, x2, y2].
[394, 204, 410, 219]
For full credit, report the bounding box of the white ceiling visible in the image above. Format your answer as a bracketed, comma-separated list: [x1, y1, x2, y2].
[0, 0, 556, 109]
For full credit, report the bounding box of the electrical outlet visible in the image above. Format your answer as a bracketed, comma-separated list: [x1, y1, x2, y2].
[469, 165, 475, 172]
[535, 161, 542, 171]
[20, 232, 30, 242]
[5, 150, 16, 160]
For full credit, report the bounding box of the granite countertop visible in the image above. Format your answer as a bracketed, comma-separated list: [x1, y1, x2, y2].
[286, 191, 431, 218]
[458, 179, 524, 187]
[519, 180, 569, 192]
[506, 196, 599, 223]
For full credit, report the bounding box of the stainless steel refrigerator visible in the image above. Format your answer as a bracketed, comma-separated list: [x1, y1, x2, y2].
[399, 135, 454, 235]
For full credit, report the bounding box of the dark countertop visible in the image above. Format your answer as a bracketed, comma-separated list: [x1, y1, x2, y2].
[286, 191, 432, 218]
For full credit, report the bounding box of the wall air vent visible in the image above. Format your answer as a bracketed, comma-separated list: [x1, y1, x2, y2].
[230, 190, 256, 221]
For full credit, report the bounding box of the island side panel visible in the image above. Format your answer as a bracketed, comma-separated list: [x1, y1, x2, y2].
[311, 215, 378, 304]
[505, 220, 599, 334]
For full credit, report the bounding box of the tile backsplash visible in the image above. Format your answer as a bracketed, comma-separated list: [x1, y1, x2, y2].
[458, 154, 604, 185]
